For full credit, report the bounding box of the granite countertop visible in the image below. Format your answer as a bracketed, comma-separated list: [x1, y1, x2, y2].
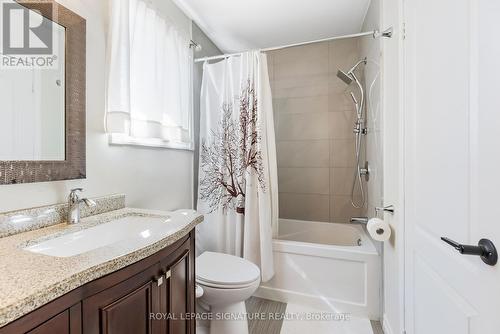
[0, 207, 203, 328]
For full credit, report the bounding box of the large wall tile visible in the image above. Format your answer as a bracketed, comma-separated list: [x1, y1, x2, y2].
[331, 168, 355, 195]
[273, 43, 329, 78]
[278, 167, 330, 195]
[274, 95, 328, 115]
[272, 42, 328, 63]
[267, 53, 275, 82]
[329, 92, 356, 111]
[269, 38, 368, 222]
[279, 193, 330, 222]
[329, 111, 357, 139]
[329, 39, 361, 73]
[330, 195, 365, 223]
[329, 76, 350, 95]
[276, 112, 330, 140]
[277, 140, 329, 167]
[331, 139, 356, 167]
[273, 74, 329, 91]
[272, 84, 329, 99]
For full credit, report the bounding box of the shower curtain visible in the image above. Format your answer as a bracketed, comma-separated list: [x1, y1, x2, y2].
[197, 51, 278, 282]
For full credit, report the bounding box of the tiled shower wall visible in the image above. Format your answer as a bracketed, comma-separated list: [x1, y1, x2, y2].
[361, 0, 384, 222]
[268, 39, 366, 223]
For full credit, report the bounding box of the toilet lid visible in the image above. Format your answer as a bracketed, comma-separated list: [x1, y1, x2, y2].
[196, 252, 260, 287]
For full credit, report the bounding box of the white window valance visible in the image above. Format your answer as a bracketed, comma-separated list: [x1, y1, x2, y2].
[106, 0, 193, 150]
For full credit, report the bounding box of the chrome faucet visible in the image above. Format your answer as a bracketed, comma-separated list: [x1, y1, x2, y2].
[350, 217, 369, 225]
[68, 188, 96, 224]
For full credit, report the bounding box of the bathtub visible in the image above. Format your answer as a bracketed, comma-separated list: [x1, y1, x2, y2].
[255, 219, 381, 319]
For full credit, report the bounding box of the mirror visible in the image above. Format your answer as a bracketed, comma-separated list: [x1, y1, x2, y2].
[0, 2, 66, 161]
[0, 0, 86, 184]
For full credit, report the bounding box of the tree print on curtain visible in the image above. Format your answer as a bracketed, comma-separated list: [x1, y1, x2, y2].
[199, 80, 266, 214]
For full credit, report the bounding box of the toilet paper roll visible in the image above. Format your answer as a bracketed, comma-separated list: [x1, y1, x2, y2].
[195, 284, 204, 298]
[367, 218, 392, 242]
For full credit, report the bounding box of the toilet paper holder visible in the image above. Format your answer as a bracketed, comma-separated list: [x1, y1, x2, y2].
[375, 205, 395, 215]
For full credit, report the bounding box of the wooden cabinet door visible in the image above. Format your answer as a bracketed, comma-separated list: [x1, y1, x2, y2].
[0, 303, 82, 334]
[82, 264, 161, 334]
[168, 251, 190, 334]
[159, 237, 195, 334]
[26, 310, 70, 334]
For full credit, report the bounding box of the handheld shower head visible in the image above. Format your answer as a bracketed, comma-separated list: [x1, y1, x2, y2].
[350, 92, 359, 107]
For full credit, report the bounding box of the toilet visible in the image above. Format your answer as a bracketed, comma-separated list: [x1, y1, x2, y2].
[196, 252, 261, 334]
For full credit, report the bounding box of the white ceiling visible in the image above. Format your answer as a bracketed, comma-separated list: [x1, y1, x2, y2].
[174, 0, 372, 53]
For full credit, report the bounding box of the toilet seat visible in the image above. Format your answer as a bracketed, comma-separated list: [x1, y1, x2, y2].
[196, 252, 261, 289]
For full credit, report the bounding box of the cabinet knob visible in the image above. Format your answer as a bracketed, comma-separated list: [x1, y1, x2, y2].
[155, 276, 164, 287]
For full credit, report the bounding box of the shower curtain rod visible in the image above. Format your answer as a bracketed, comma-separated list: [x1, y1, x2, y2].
[194, 29, 379, 63]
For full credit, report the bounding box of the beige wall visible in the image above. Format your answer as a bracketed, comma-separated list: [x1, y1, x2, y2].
[268, 39, 365, 223]
[0, 0, 195, 213]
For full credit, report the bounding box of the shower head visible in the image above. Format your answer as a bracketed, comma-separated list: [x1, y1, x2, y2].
[336, 58, 368, 85]
[337, 70, 353, 85]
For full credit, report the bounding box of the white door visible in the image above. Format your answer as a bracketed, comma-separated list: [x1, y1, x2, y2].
[404, 0, 500, 333]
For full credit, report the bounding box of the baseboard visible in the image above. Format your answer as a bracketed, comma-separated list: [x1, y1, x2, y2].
[382, 314, 394, 334]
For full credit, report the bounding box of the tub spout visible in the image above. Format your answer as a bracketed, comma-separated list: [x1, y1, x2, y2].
[350, 217, 369, 225]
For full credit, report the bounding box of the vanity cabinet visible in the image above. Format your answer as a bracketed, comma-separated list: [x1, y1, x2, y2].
[0, 232, 196, 334]
[25, 306, 81, 334]
[159, 249, 191, 334]
[26, 310, 70, 334]
[82, 264, 160, 334]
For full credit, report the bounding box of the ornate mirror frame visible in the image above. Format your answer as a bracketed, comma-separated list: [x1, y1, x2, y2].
[0, 0, 86, 185]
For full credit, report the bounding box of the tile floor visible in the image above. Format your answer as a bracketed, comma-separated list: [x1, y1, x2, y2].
[197, 297, 383, 334]
[246, 297, 384, 334]
[246, 297, 287, 334]
[370, 320, 384, 334]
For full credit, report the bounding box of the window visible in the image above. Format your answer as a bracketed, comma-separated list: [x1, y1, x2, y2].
[106, 0, 193, 150]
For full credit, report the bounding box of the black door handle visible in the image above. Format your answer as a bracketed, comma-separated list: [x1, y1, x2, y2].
[441, 237, 498, 266]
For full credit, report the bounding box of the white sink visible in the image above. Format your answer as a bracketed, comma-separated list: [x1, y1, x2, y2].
[24, 215, 172, 258]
